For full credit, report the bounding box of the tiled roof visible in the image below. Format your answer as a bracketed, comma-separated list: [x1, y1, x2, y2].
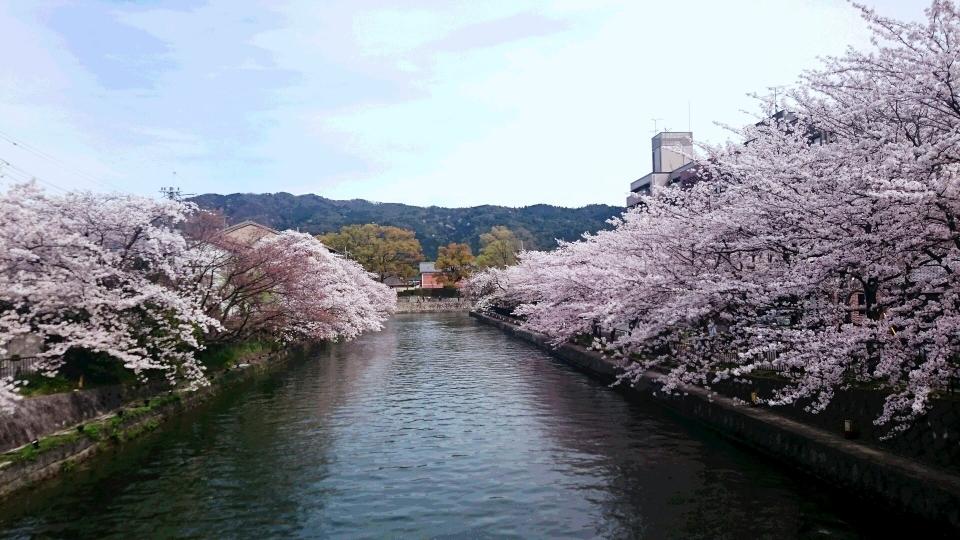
[221, 220, 279, 235]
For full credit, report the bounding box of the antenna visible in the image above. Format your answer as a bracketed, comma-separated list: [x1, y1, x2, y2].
[766, 85, 786, 114]
[688, 101, 692, 132]
[651, 118, 664, 135]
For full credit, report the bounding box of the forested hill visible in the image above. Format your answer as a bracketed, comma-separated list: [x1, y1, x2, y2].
[189, 192, 622, 258]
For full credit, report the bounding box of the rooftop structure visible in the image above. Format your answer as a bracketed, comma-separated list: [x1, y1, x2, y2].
[626, 131, 695, 207]
[220, 220, 280, 245]
[419, 261, 443, 289]
[219, 220, 339, 253]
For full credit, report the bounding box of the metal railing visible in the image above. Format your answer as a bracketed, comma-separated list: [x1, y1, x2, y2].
[0, 356, 44, 380]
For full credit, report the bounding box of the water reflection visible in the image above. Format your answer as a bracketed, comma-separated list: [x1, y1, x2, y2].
[0, 314, 926, 538]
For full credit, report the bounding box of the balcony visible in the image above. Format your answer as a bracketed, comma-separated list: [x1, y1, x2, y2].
[630, 172, 668, 193]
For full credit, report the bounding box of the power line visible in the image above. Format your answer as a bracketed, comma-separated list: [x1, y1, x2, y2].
[0, 157, 69, 193]
[0, 128, 127, 193]
[0, 128, 198, 199]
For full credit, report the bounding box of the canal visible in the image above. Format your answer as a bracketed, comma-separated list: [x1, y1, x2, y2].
[0, 313, 900, 538]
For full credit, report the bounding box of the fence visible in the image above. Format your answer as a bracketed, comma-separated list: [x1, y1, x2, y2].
[0, 356, 44, 380]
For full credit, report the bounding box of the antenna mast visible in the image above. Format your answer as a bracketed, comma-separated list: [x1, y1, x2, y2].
[651, 118, 664, 135]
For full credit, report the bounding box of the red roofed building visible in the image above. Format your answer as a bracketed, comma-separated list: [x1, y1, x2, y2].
[419, 262, 443, 289]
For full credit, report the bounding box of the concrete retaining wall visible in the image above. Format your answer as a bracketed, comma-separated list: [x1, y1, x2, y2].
[0, 384, 162, 453]
[471, 311, 960, 530]
[395, 298, 472, 313]
[710, 372, 960, 473]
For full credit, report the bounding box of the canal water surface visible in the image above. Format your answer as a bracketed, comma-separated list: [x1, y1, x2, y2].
[0, 314, 903, 538]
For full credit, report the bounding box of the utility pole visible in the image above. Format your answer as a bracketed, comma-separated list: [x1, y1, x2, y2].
[160, 186, 182, 200]
[159, 186, 195, 201]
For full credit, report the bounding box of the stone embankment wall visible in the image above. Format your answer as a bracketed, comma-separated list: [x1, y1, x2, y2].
[471, 311, 960, 530]
[710, 373, 960, 473]
[394, 298, 472, 313]
[0, 384, 159, 453]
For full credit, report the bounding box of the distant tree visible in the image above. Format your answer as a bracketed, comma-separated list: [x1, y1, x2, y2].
[318, 224, 423, 282]
[476, 226, 522, 269]
[189, 193, 619, 259]
[435, 242, 475, 285]
[511, 226, 538, 252]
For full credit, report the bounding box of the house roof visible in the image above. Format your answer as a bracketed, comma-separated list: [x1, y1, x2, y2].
[419, 262, 436, 273]
[221, 220, 280, 236]
[383, 276, 405, 287]
[220, 220, 340, 254]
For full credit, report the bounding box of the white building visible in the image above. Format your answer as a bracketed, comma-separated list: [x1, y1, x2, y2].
[626, 131, 695, 207]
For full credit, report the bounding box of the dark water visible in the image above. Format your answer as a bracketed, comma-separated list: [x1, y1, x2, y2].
[0, 314, 913, 538]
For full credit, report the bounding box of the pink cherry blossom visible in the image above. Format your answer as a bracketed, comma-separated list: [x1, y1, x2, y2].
[471, 1, 960, 434]
[0, 184, 395, 412]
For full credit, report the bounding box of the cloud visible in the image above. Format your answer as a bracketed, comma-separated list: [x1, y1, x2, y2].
[0, 0, 929, 207]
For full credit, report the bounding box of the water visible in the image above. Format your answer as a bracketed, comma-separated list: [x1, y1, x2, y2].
[0, 314, 917, 538]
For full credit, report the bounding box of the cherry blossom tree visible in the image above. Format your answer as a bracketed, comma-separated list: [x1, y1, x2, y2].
[0, 185, 396, 413]
[182, 222, 395, 343]
[220, 231, 395, 342]
[0, 183, 220, 410]
[471, 1, 960, 433]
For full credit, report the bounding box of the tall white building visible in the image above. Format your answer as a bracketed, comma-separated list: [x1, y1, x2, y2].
[626, 131, 695, 207]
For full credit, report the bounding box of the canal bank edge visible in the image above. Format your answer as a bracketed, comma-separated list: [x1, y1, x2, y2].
[0, 342, 323, 501]
[470, 311, 960, 530]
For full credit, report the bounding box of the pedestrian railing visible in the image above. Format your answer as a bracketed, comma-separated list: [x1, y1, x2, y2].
[0, 356, 43, 380]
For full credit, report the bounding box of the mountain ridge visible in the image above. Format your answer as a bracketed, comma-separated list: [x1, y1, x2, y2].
[189, 192, 622, 258]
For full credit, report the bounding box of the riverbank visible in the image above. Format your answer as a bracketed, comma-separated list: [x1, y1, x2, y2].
[470, 311, 960, 530]
[0, 343, 321, 500]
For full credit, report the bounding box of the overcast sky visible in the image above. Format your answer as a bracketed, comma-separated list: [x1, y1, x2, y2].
[0, 0, 928, 208]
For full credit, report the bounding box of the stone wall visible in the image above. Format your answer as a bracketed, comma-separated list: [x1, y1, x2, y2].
[710, 375, 960, 474]
[394, 298, 472, 313]
[0, 384, 158, 453]
[0, 334, 42, 360]
[471, 311, 960, 530]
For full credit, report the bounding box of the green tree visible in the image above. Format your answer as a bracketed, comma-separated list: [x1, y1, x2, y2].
[435, 242, 475, 285]
[318, 224, 423, 282]
[476, 226, 521, 269]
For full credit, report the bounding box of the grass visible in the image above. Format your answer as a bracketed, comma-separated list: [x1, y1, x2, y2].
[2, 432, 83, 464]
[0, 392, 184, 465]
[16, 373, 76, 397]
[14, 350, 139, 397]
[198, 341, 270, 372]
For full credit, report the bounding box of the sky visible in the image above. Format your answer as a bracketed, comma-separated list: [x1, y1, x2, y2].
[0, 0, 929, 208]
